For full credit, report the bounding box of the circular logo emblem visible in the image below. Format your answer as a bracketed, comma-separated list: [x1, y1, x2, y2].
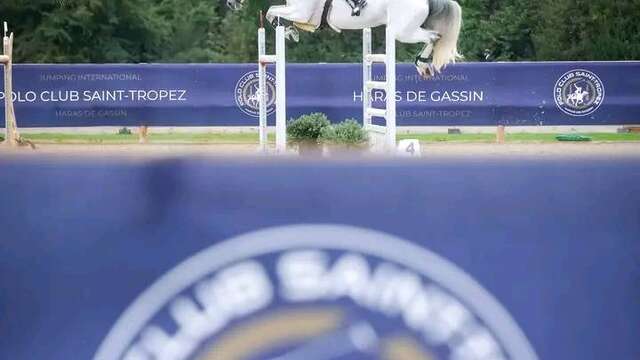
[95, 225, 538, 360]
[235, 71, 276, 117]
[554, 69, 605, 116]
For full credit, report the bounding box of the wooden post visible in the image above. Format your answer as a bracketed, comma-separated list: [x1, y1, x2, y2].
[496, 125, 506, 144]
[622, 126, 640, 133]
[2, 22, 19, 146]
[138, 126, 149, 144]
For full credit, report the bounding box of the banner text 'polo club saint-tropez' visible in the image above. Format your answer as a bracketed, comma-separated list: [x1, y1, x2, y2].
[1, 62, 639, 128]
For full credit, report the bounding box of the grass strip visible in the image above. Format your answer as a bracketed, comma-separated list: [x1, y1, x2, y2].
[17, 132, 640, 144]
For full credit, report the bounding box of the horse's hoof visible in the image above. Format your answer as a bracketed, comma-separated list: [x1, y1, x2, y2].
[285, 27, 300, 42]
[425, 64, 436, 79]
[416, 67, 429, 80]
[416, 64, 434, 80]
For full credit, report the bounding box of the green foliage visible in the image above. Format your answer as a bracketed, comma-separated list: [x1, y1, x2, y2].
[320, 119, 368, 146]
[1, 0, 224, 63]
[458, 0, 640, 61]
[286, 113, 331, 143]
[533, 0, 640, 61]
[0, 0, 638, 63]
[459, 0, 536, 61]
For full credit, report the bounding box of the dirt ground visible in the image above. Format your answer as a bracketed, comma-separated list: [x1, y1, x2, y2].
[0, 142, 638, 160]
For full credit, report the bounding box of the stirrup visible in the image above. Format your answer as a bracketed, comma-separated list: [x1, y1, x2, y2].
[352, 7, 361, 16]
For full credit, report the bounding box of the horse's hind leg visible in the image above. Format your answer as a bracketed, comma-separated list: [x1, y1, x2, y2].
[396, 28, 441, 79]
[415, 42, 435, 79]
[388, 0, 438, 78]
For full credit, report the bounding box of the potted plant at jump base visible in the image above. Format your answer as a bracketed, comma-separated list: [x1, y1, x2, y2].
[320, 119, 369, 157]
[287, 113, 331, 157]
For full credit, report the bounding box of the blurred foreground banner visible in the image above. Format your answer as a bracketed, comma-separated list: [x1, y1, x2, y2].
[1, 159, 639, 360]
[1, 62, 639, 127]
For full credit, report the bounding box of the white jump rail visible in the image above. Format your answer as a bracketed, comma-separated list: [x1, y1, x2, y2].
[363, 24, 396, 153]
[1, 21, 18, 146]
[258, 25, 286, 154]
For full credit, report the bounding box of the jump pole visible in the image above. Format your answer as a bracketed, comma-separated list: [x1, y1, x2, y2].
[363, 22, 396, 153]
[258, 18, 286, 154]
[1, 21, 18, 146]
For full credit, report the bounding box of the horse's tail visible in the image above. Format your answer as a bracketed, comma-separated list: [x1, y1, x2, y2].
[431, 0, 463, 73]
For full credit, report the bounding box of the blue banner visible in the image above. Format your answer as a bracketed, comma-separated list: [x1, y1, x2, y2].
[0, 159, 639, 360]
[1, 62, 639, 127]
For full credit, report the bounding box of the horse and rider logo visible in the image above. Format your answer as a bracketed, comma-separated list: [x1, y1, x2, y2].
[94, 225, 539, 360]
[235, 71, 276, 117]
[554, 69, 605, 116]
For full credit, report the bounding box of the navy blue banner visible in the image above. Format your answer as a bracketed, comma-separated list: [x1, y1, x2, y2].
[0, 62, 639, 127]
[0, 159, 639, 360]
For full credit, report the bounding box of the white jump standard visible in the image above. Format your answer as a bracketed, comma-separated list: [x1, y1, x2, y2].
[363, 24, 397, 152]
[256, 17, 399, 154]
[258, 24, 287, 154]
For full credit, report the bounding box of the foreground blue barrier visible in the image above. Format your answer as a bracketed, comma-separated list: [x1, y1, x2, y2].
[0, 62, 639, 127]
[1, 159, 639, 360]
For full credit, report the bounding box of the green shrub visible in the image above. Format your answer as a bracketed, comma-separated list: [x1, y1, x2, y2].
[286, 113, 331, 144]
[117, 127, 132, 135]
[320, 119, 368, 146]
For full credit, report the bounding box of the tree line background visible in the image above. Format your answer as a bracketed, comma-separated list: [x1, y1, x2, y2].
[1, 0, 638, 64]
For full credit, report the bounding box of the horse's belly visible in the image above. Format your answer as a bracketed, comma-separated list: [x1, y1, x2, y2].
[328, 2, 386, 30]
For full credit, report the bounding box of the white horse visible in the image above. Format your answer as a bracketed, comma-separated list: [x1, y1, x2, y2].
[226, 0, 463, 78]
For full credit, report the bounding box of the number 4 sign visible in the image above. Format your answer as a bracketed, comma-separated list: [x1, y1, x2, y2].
[397, 139, 422, 157]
